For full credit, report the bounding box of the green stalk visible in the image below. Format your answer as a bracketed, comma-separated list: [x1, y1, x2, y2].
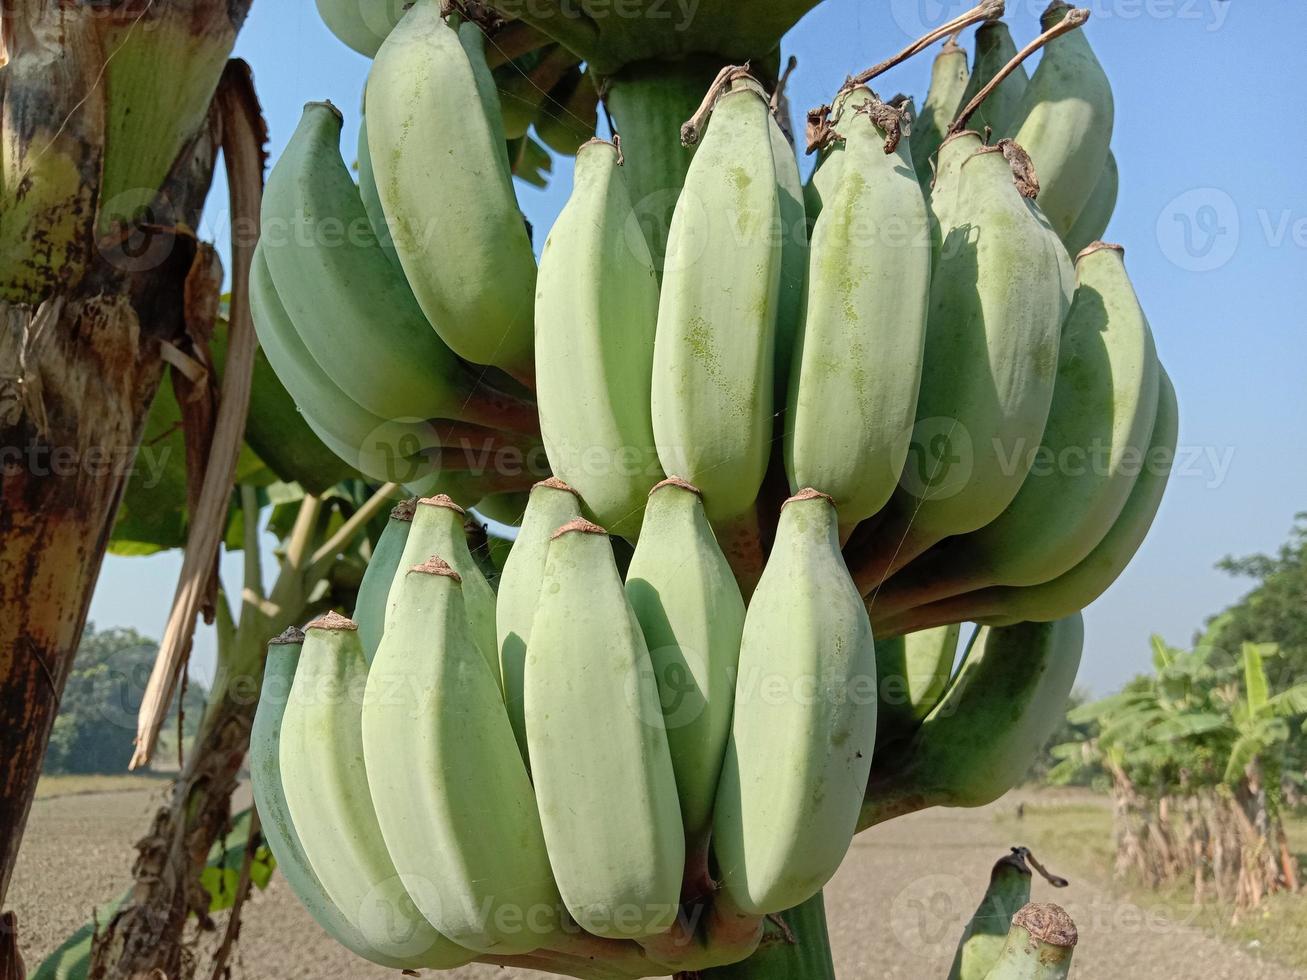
[693, 891, 836, 980]
[602, 57, 721, 273]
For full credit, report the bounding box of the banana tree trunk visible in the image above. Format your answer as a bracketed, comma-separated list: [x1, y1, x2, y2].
[0, 0, 251, 963]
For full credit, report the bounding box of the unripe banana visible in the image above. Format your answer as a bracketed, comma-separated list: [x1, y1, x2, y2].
[393, 495, 500, 688]
[874, 623, 961, 744]
[251, 628, 415, 969]
[857, 134, 1072, 590]
[355, 112, 396, 258]
[948, 849, 1056, 980]
[876, 241, 1159, 616]
[713, 490, 877, 915]
[888, 369, 1177, 633]
[1062, 150, 1118, 256]
[652, 73, 781, 533]
[625, 477, 745, 860]
[261, 101, 536, 434]
[496, 477, 583, 762]
[352, 498, 415, 663]
[249, 243, 441, 486]
[315, 0, 406, 57]
[278, 613, 472, 967]
[785, 89, 929, 531]
[367, 1, 537, 380]
[362, 557, 560, 953]
[958, 19, 1028, 137]
[910, 38, 970, 181]
[861, 615, 1083, 831]
[524, 519, 683, 939]
[981, 903, 1077, 980]
[1011, 2, 1113, 237]
[536, 138, 662, 539]
[770, 108, 809, 403]
[802, 141, 844, 231]
[535, 66, 600, 156]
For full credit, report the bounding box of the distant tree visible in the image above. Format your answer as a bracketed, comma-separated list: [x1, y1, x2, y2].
[43, 625, 207, 775]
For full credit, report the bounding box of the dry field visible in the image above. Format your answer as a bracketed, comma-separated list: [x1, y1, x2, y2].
[11, 782, 1304, 979]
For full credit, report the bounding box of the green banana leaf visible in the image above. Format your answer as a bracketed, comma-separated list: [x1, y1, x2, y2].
[33, 808, 273, 980]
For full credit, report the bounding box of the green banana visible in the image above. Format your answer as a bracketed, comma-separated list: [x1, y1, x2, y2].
[981, 904, 1077, 980]
[367, 0, 537, 380]
[876, 241, 1159, 615]
[713, 490, 877, 915]
[362, 556, 560, 954]
[802, 141, 844, 232]
[393, 495, 501, 689]
[770, 105, 809, 404]
[948, 850, 1038, 980]
[496, 477, 583, 762]
[910, 38, 971, 182]
[261, 101, 536, 434]
[652, 73, 781, 534]
[315, 0, 406, 57]
[959, 19, 1028, 137]
[352, 498, 414, 664]
[278, 613, 473, 968]
[874, 623, 960, 744]
[249, 242, 440, 487]
[785, 89, 929, 531]
[860, 615, 1084, 831]
[625, 477, 745, 863]
[857, 134, 1073, 591]
[251, 628, 415, 969]
[355, 111, 396, 258]
[1063, 149, 1118, 255]
[524, 518, 683, 939]
[535, 137, 662, 539]
[887, 369, 1177, 633]
[535, 66, 600, 156]
[1011, 2, 1114, 237]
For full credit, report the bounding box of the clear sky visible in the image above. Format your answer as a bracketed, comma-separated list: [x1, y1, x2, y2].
[90, 0, 1307, 694]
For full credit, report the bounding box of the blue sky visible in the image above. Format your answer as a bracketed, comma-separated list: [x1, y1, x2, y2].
[90, 0, 1307, 694]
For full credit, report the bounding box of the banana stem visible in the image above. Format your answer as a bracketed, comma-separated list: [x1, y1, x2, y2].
[844, 0, 1004, 90]
[950, 7, 1089, 135]
[691, 891, 836, 980]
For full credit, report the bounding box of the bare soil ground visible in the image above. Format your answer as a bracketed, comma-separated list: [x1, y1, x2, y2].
[10, 784, 1303, 979]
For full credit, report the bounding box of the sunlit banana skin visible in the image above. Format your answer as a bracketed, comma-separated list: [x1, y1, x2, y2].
[947, 850, 1035, 980]
[363, 557, 560, 954]
[876, 241, 1159, 616]
[315, 0, 406, 57]
[278, 613, 473, 967]
[714, 490, 877, 915]
[959, 19, 1028, 138]
[786, 89, 929, 530]
[1062, 150, 1117, 256]
[1011, 2, 1114, 237]
[525, 519, 683, 940]
[860, 614, 1084, 831]
[352, 498, 415, 664]
[910, 39, 970, 182]
[874, 623, 961, 745]
[261, 101, 533, 432]
[882, 370, 1177, 634]
[367, 1, 537, 380]
[652, 75, 781, 529]
[251, 628, 416, 969]
[393, 495, 500, 688]
[859, 134, 1072, 589]
[535, 139, 662, 539]
[496, 478, 583, 763]
[625, 477, 745, 857]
